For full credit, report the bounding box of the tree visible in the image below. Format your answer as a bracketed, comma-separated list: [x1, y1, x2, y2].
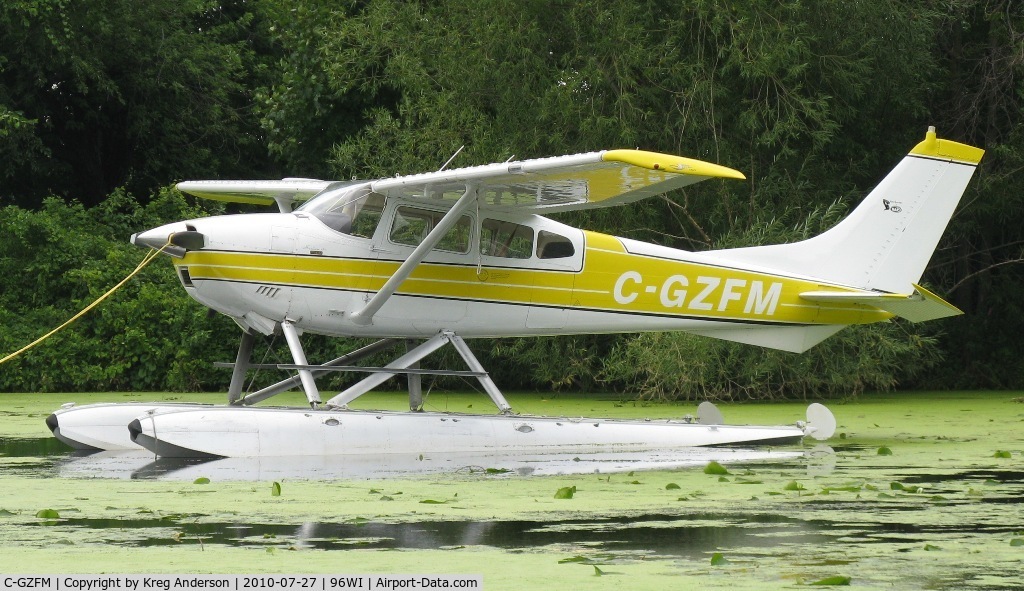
[0, 0, 273, 207]
[913, 0, 1024, 387]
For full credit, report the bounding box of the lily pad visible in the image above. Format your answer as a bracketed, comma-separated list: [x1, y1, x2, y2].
[784, 480, 806, 491]
[704, 461, 730, 475]
[554, 486, 577, 499]
[809, 575, 851, 585]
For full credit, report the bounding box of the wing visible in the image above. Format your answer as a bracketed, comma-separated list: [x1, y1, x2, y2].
[176, 179, 352, 212]
[370, 149, 745, 214]
[177, 150, 745, 214]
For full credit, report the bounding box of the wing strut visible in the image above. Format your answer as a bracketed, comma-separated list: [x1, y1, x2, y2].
[349, 184, 480, 326]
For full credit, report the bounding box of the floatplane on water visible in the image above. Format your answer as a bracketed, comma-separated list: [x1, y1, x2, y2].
[47, 128, 982, 459]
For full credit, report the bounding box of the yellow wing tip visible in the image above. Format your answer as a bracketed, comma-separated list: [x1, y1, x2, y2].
[910, 126, 984, 165]
[602, 149, 746, 180]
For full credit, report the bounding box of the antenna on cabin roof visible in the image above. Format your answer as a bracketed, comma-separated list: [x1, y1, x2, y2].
[438, 145, 465, 172]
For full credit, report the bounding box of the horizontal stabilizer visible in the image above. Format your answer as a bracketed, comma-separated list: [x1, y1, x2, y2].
[799, 284, 962, 323]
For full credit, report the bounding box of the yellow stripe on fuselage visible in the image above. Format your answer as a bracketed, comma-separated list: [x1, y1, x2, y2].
[177, 232, 890, 325]
[575, 233, 889, 325]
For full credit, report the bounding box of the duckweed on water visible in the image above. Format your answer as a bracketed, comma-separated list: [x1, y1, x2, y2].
[1, 390, 1023, 590]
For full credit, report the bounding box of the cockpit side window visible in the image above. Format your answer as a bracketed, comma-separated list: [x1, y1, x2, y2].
[389, 206, 472, 253]
[299, 187, 385, 238]
[537, 230, 575, 259]
[348, 194, 386, 238]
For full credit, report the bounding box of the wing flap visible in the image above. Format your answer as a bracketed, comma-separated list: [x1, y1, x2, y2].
[799, 284, 962, 322]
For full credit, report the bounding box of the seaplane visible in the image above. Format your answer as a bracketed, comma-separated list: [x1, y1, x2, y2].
[46, 127, 982, 460]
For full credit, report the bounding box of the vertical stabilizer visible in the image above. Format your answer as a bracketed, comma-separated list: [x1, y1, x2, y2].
[717, 128, 983, 294]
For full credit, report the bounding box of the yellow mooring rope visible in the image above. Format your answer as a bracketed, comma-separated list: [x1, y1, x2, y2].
[0, 244, 168, 366]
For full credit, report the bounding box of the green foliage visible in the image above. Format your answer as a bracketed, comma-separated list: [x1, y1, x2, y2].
[0, 0, 273, 206]
[601, 322, 943, 401]
[480, 335, 616, 392]
[0, 191, 237, 392]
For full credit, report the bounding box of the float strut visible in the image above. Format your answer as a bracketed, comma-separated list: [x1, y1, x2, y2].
[281, 319, 321, 408]
[227, 330, 256, 405]
[234, 339, 402, 406]
[447, 333, 512, 414]
[323, 330, 512, 414]
[407, 339, 424, 412]
[325, 331, 450, 409]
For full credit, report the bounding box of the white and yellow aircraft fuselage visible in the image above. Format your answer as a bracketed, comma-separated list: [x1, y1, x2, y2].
[166, 214, 884, 343]
[140, 127, 979, 354]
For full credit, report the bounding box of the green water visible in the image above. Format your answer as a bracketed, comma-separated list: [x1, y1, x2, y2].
[1, 390, 1022, 590]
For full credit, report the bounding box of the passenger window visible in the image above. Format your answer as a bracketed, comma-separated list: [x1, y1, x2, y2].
[480, 219, 534, 259]
[390, 207, 472, 253]
[537, 231, 575, 259]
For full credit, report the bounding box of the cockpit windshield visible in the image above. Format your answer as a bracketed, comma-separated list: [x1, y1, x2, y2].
[298, 185, 385, 238]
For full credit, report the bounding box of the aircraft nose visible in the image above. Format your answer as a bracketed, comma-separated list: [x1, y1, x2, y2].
[131, 223, 206, 256]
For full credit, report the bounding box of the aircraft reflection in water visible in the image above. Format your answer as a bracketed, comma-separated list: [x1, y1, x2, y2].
[56, 446, 832, 481]
[47, 128, 983, 459]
